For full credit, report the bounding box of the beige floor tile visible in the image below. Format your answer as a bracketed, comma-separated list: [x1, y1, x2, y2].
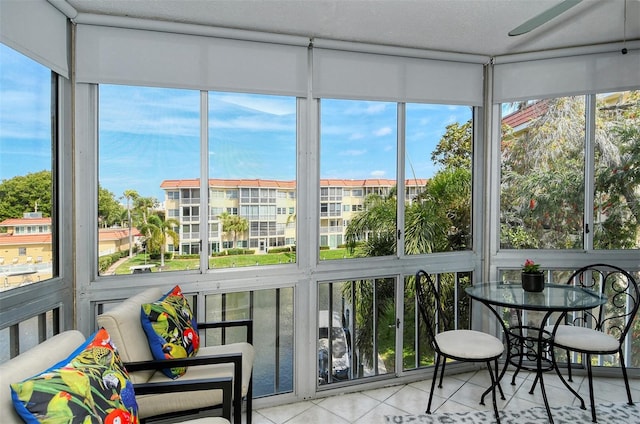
[359, 384, 404, 402]
[257, 400, 314, 423]
[352, 402, 415, 424]
[284, 404, 350, 424]
[255, 376, 640, 423]
[315, 391, 381, 422]
[384, 384, 440, 415]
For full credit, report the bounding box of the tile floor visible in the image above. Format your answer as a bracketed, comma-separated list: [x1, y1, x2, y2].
[253, 370, 640, 424]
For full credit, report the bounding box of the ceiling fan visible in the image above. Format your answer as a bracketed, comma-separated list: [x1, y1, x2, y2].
[509, 0, 582, 36]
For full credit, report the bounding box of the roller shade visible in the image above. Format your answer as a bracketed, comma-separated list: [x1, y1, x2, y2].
[0, 0, 69, 77]
[75, 24, 308, 96]
[312, 47, 485, 106]
[493, 49, 640, 103]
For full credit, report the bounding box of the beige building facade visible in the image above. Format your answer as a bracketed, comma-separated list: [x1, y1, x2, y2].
[161, 178, 428, 254]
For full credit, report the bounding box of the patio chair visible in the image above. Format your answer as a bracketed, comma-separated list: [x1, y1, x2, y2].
[97, 287, 254, 424]
[414, 270, 505, 422]
[547, 264, 639, 423]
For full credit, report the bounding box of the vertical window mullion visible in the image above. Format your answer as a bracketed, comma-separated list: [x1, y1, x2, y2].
[200, 90, 209, 271]
[584, 94, 596, 251]
[397, 103, 406, 258]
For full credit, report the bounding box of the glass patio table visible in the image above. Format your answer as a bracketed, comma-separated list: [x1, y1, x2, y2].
[465, 282, 607, 423]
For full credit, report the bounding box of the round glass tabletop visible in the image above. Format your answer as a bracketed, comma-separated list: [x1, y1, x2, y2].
[465, 282, 607, 311]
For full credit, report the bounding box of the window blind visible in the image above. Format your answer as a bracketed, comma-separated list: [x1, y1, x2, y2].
[312, 45, 485, 106]
[75, 24, 308, 96]
[493, 49, 640, 103]
[0, 0, 69, 77]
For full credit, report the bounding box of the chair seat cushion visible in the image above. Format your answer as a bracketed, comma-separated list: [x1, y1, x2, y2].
[436, 329, 504, 360]
[10, 328, 138, 424]
[136, 342, 254, 418]
[546, 325, 619, 352]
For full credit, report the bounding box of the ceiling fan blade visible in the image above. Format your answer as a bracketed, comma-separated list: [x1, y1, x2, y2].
[509, 0, 582, 36]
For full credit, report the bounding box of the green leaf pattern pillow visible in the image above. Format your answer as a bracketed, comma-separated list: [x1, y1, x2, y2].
[140, 285, 200, 379]
[10, 327, 138, 424]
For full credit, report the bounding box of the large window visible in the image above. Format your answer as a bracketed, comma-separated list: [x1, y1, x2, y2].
[593, 91, 640, 250]
[318, 278, 396, 386]
[320, 99, 397, 258]
[98, 85, 200, 275]
[500, 96, 586, 249]
[208, 92, 296, 263]
[404, 104, 473, 254]
[319, 100, 474, 259]
[0, 43, 56, 290]
[500, 92, 640, 251]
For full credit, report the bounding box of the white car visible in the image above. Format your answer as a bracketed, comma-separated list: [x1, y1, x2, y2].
[318, 310, 351, 384]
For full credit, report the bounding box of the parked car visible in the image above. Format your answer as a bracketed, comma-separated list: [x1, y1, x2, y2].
[318, 310, 351, 384]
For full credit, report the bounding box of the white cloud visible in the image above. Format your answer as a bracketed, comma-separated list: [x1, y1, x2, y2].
[216, 94, 295, 116]
[341, 149, 367, 156]
[344, 102, 388, 115]
[374, 127, 392, 136]
[370, 170, 386, 177]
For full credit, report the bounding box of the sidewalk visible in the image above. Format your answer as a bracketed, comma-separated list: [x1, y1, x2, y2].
[105, 256, 129, 275]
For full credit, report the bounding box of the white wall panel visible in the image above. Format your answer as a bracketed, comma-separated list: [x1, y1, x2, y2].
[0, 0, 69, 77]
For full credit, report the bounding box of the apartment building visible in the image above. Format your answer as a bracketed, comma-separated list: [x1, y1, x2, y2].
[161, 178, 428, 254]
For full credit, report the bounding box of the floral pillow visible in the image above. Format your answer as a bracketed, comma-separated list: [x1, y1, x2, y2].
[140, 285, 200, 379]
[10, 327, 138, 424]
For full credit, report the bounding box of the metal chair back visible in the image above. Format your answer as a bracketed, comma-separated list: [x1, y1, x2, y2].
[565, 263, 639, 345]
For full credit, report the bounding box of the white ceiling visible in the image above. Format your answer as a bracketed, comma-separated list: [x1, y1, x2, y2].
[64, 0, 639, 57]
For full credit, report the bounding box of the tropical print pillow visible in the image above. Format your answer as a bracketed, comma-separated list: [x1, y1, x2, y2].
[10, 327, 138, 424]
[140, 285, 200, 379]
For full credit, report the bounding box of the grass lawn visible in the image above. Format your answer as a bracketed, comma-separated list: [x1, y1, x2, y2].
[114, 248, 355, 274]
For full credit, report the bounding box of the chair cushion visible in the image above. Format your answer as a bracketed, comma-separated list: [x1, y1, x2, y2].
[136, 342, 255, 418]
[436, 329, 504, 360]
[141, 285, 200, 379]
[546, 325, 620, 352]
[10, 328, 138, 424]
[97, 287, 164, 384]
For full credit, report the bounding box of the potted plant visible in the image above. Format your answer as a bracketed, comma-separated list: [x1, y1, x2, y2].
[521, 259, 544, 292]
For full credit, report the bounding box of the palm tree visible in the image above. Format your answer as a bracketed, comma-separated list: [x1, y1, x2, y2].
[405, 167, 472, 254]
[122, 189, 139, 257]
[138, 214, 179, 267]
[219, 211, 249, 250]
[133, 196, 158, 226]
[344, 190, 397, 257]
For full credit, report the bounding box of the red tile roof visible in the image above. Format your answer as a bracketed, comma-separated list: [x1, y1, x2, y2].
[98, 227, 140, 241]
[0, 233, 52, 245]
[161, 178, 428, 189]
[502, 101, 549, 129]
[0, 217, 51, 227]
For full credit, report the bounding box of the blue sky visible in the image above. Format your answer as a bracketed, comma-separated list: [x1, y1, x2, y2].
[0, 44, 52, 185]
[1, 43, 472, 202]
